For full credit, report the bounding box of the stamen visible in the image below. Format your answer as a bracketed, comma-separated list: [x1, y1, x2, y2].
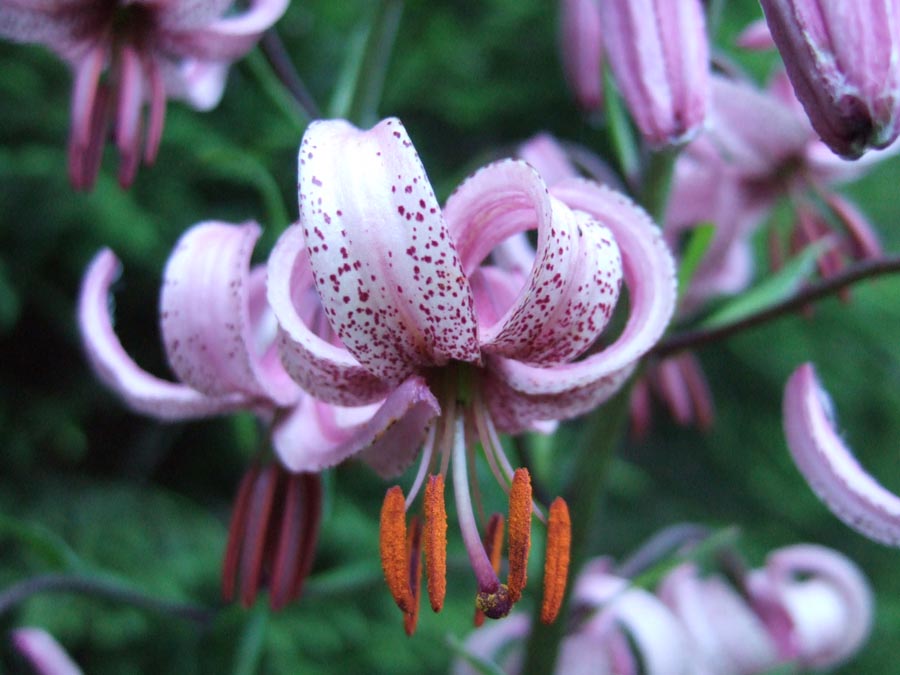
[424, 474, 447, 612]
[380, 485, 414, 613]
[238, 464, 279, 607]
[482, 409, 545, 522]
[540, 498, 571, 624]
[474, 513, 505, 627]
[222, 464, 260, 602]
[404, 516, 423, 636]
[506, 468, 532, 603]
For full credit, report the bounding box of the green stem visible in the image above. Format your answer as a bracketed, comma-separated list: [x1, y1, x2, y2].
[244, 49, 309, 133]
[345, 0, 404, 127]
[602, 69, 639, 183]
[639, 146, 679, 223]
[520, 385, 632, 675]
[0, 573, 214, 625]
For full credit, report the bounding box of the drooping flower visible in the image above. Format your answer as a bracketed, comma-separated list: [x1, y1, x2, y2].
[598, 0, 710, 147]
[758, 0, 900, 158]
[11, 628, 82, 675]
[453, 540, 872, 675]
[78, 220, 437, 609]
[267, 117, 677, 631]
[783, 363, 900, 546]
[0, 0, 288, 189]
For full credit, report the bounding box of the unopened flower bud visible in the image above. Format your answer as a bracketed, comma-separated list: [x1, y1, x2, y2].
[560, 0, 604, 111]
[759, 0, 900, 158]
[599, 0, 710, 147]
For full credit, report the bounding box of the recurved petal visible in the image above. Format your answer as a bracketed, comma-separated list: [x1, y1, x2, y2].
[560, 0, 604, 111]
[271, 376, 440, 477]
[485, 179, 675, 409]
[298, 118, 479, 383]
[12, 628, 82, 675]
[783, 363, 900, 545]
[445, 160, 622, 364]
[79, 249, 252, 419]
[159, 0, 288, 60]
[267, 223, 392, 406]
[163, 59, 229, 111]
[161, 221, 299, 406]
[756, 544, 873, 668]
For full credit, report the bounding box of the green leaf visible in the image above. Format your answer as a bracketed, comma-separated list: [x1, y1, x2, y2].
[701, 241, 829, 328]
[629, 526, 742, 590]
[602, 68, 639, 182]
[677, 223, 716, 301]
[0, 513, 85, 572]
[233, 602, 270, 675]
[445, 634, 508, 675]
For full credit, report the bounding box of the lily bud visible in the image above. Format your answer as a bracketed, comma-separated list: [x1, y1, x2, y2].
[599, 0, 709, 147]
[559, 0, 604, 111]
[759, 0, 900, 158]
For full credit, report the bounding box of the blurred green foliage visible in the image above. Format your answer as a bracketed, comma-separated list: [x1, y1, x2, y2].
[1, 0, 899, 673]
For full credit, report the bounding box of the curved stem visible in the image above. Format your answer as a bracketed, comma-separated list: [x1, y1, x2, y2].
[654, 254, 900, 358]
[0, 574, 215, 625]
[346, 0, 404, 127]
[259, 29, 321, 120]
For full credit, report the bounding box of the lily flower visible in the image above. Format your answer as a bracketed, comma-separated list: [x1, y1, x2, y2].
[559, 0, 604, 112]
[453, 542, 872, 675]
[0, 0, 288, 189]
[267, 117, 677, 632]
[78, 220, 437, 609]
[783, 363, 900, 546]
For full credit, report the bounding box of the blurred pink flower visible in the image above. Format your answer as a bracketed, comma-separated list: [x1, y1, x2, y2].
[454, 543, 872, 675]
[559, 0, 603, 111]
[0, 0, 288, 189]
[268, 117, 676, 629]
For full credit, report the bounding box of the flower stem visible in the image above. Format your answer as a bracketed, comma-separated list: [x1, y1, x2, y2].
[654, 254, 900, 357]
[345, 0, 404, 127]
[519, 384, 632, 675]
[259, 29, 321, 120]
[639, 146, 679, 223]
[244, 49, 309, 133]
[0, 573, 214, 625]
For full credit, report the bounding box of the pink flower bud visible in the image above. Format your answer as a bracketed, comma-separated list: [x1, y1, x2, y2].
[559, 0, 604, 111]
[759, 0, 900, 158]
[599, 0, 710, 147]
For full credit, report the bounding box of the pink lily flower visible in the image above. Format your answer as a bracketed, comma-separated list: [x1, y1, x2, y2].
[453, 543, 872, 675]
[783, 363, 900, 546]
[268, 117, 676, 630]
[660, 544, 873, 673]
[758, 0, 900, 158]
[0, 0, 288, 190]
[78, 220, 437, 609]
[598, 0, 710, 147]
[11, 628, 82, 675]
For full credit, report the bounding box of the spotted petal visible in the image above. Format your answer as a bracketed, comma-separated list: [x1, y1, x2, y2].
[486, 180, 676, 411]
[79, 249, 252, 419]
[783, 363, 900, 546]
[268, 222, 392, 406]
[161, 221, 299, 406]
[271, 376, 440, 478]
[298, 118, 480, 384]
[445, 159, 623, 365]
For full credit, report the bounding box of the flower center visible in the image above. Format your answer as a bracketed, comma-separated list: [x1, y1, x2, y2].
[378, 363, 571, 635]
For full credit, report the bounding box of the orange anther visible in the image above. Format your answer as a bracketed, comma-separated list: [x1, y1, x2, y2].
[474, 513, 505, 627]
[380, 485, 413, 614]
[404, 516, 423, 636]
[540, 498, 571, 624]
[506, 468, 532, 603]
[424, 474, 448, 613]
